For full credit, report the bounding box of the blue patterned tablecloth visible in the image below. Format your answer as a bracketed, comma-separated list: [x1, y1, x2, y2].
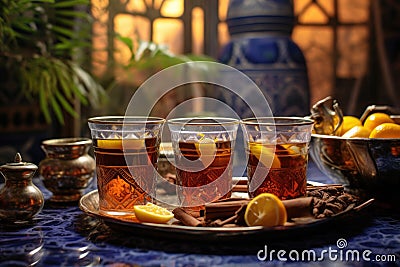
[0, 161, 399, 266]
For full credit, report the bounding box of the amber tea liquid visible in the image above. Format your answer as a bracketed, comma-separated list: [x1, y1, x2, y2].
[175, 140, 233, 210]
[247, 142, 308, 199]
[93, 138, 159, 216]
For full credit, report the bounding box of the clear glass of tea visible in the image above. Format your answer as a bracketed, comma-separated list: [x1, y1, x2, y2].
[241, 117, 314, 200]
[88, 116, 165, 218]
[168, 117, 239, 210]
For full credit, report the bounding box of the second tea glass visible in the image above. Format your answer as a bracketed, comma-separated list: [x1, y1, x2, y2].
[168, 117, 239, 210]
[242, 117, 314, 200]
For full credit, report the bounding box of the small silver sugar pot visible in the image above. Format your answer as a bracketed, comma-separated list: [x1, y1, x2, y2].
[0, 153, 44, 223]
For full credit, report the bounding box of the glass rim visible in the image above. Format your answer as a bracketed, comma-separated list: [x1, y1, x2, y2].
[167, 117, 240, 126]
[241, 117, 314, 126]
[88, 116, 165, 125]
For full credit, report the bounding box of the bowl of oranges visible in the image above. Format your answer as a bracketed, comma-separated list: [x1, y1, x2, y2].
[309, 101, 400, 202]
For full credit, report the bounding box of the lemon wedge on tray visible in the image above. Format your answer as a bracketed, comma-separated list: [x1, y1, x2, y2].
[133, 203, 174, 224]
[244, 193, 287, 227]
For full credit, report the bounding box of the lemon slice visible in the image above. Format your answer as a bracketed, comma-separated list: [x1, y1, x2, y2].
[281, 144, 300, 155]
[249, 143, 281, 168]
[195, 137, 217, 167]
[98, 139, 145, 149]
[244, 193, 287, 227]
[133, 203, 174, 224]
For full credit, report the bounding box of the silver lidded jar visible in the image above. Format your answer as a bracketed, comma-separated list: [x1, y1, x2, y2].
[39, 138, 95, 202]
[0, 153, 44, 223]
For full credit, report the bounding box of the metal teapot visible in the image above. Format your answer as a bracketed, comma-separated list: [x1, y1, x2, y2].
[0, 153, 44, 223]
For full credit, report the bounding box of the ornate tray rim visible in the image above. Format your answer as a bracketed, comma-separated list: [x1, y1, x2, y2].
[79, 188, 374, 241]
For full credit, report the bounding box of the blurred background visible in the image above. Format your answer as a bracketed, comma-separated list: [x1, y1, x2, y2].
[1, 0, 399, 164]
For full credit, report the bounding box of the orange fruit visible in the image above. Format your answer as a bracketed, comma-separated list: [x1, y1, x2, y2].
[244, 193, 287, 227]
[249, 143, 281, 168]
[133, 203, 174, 224]
[342, 125, 370, 138]
[339, 116, 362, 136]
[363, 113, 394, 132]
[369, 123, 400, 138]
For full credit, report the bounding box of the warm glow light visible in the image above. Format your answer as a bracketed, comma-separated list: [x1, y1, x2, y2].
[114, 14, 150, 64]
[292, 26, 334, 104]
[161, 0, 184, 17]
[298, 4, 329, 23]
[339, 0, 369, 22]
[91, 0, 109, 76]
[90, 0, 370, 111]
[126, 0, 147, 13]
[153, 19, 183, 54]
[192, 7, 204, 54]
[218, 0, 230, 49]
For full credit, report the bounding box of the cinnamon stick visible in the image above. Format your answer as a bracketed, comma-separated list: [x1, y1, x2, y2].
[204, 199, 250, 220]
[282, 197, 313, 218]
[307, 184, 344, 191]
[204, 197, 314, 221]
[172, 208, 204, 227]
[232, 184, 248, 192]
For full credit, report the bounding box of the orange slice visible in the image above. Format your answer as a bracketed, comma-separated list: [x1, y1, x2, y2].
[133, 203, 174, 224]
[369, 123, 400, 138]
[249, 143, 281, 168]
[244, 193, 287, 227]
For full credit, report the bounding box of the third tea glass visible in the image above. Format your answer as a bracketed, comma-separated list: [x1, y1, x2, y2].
[242, 117, 314, 200]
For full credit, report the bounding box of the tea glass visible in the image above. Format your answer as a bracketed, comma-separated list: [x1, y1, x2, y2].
[88, 116, 165, 217]
[168, 117, 239, 210]
[241, 117, 314, 200]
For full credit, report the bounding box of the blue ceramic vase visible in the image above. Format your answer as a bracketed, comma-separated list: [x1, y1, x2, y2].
[219, 0, 310, 117]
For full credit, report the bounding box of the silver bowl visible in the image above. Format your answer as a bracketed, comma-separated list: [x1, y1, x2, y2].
[310, 134, 400, 202]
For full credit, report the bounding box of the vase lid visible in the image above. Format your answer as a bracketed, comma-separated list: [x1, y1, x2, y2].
[226, 0, 294, 35]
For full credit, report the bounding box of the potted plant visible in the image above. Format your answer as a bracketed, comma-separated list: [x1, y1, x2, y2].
[96, 34, 215, 117]
[0, 0, 105, 163]
[0, 0, 105, 125]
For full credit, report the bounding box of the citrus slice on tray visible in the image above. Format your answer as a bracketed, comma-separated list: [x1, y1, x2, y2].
[244, 193, 287, 227]
[133, 203, 174, 224]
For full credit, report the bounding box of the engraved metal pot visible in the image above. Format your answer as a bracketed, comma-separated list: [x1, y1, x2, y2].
[310, 134, 400, 202]
[0, 153, 44, 222]
[39, 138, 95, 202]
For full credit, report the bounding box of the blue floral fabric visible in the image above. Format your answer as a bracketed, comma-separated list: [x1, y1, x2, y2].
[0, 162, 398, 266]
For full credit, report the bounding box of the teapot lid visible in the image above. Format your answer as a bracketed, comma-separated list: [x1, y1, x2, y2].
[0, 153, 38, 172]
